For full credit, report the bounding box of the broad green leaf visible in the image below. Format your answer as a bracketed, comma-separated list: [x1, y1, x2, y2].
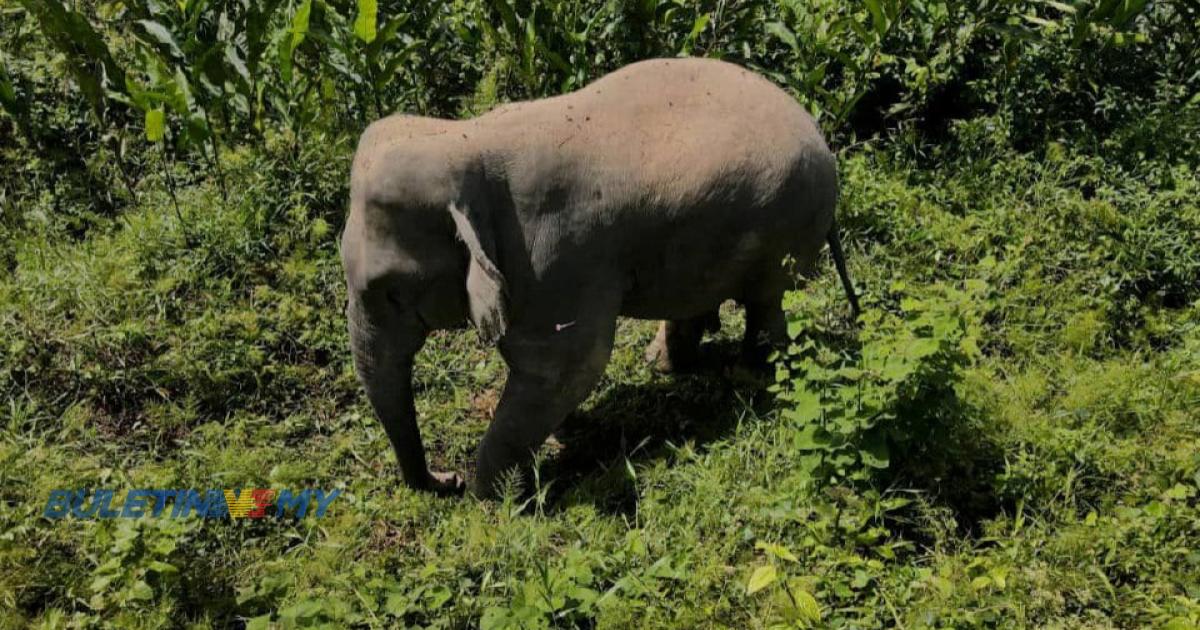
[171, 66, 195, 112]
[786, 317, 805, 339]
[929, 575, 953, 597]
[384, 592, 409, 616]
[793, 424, 832, 451]
[279, 598, 323, 620]
[746, 564, 777, 594]
[145, 108, 165, 142]
[245, 616, 271, 630]
[755, 541, 799, 563]
[148, 560, 178, 574]
[369, 14, 410, 58]
[354, 0, 378, 43]
[1163, 617, 1198, 630]
[490, 0, 521, 37]
[793, 589, 821, 622]
[89, 574, 113, 593]
[129, 580, 154, 600]
[907, 337, 939, 360]
[246, 0, 286, 73]
[784, 390, 822, 424]
[990, 567, 1008, 590]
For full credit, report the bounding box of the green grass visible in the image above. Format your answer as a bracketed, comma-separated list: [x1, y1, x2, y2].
[2, 125, 1199, 628]
[3, 1, 1198, 627]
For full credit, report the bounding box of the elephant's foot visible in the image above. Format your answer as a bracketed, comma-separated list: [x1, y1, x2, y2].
[644, 311, 720, 373]
[425, 471, 467, 496]
[643, 323, 685, 372]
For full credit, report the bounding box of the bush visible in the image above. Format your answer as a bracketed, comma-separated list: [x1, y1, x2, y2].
[773, 281, 982, 488]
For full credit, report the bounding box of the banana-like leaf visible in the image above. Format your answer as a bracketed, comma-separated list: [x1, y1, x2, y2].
[291, 0, 314, 50]
[354, 0, 378, 44]
[279, 0, 314, 84]
[765, 22, 800, 53]
[225, 43, 252, 88]
[172, 66, 195, 114]
[864, 0, 887, 38]
[135, 19, 185, 60]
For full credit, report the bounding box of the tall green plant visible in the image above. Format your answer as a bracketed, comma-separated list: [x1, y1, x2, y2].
[16, 0, 126, 119]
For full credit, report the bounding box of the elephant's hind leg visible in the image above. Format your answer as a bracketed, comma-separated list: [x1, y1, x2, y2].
[643, 310, 721, 373]
[740, 296, 787, 370]
[739, 247, 817, 370]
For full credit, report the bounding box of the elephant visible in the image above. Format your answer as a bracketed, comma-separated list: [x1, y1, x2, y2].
[340, 58, 859, 498]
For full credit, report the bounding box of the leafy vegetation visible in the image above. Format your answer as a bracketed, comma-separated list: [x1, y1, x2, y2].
[1, 0, 1198, 628]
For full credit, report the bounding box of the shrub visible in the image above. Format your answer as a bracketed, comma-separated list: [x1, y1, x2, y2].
[772, 281, 982, 488]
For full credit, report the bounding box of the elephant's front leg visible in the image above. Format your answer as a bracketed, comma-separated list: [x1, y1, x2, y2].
[472, 314, 617, 499]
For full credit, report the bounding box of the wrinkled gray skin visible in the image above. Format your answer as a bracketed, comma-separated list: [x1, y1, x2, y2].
[341, 58, 858, 498]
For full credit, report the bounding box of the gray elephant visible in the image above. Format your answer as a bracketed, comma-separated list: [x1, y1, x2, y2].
[341, 58, 859, 498]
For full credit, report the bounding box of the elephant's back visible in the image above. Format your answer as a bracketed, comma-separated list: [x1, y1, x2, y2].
[594, 59, 820, 201]
[481, 59, 830, 219]
[476, 59, 836, 318]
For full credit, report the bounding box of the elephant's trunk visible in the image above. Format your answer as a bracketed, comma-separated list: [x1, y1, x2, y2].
[347, 292, 433, 490]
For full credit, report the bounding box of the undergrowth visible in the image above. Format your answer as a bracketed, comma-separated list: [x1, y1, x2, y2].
[2, 122, 1198, 628]
[2, 1, 1199, 628]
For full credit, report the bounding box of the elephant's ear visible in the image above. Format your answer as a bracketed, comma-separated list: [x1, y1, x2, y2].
[448, 201, 508, 343]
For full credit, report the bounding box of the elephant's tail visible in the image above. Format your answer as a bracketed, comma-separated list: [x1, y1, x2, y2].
[827, 222, 861, 318]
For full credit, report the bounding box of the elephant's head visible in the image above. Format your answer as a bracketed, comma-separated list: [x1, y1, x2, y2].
[343, 131, 510, 340]
[339, 124, 508, 492]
